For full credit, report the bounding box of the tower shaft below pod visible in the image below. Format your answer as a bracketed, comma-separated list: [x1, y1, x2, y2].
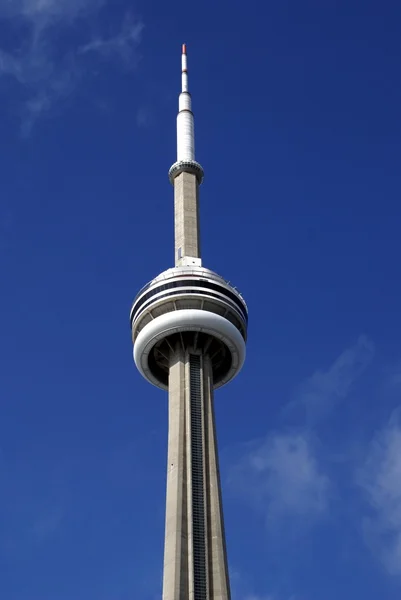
[162, 347, 231, 600]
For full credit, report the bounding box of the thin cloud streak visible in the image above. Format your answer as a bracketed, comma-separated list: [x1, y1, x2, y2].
[0, 0, 143, 133]
[228, 337, 374, 529]
[229, 432, 329, 527]
[286, 335, 375, 425]
[79, 13, 143, 65]
[230, 566, 294, 600]
[358, 408, 401, 575]
[0, 0, 105, 22]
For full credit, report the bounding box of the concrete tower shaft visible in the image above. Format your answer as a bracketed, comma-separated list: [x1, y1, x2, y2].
[163, 348, 231, 600]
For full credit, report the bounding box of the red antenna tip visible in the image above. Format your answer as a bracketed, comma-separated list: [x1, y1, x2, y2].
[182, 43, 187, 55]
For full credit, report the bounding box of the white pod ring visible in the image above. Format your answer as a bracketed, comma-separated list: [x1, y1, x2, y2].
[134, 309, 246, 391]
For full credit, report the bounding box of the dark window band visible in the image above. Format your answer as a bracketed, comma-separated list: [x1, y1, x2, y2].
[131, 278, 248, 326]
[131, 288, 247, 333]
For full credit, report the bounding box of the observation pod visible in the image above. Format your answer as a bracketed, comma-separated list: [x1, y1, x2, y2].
[130, 266, 248, 390]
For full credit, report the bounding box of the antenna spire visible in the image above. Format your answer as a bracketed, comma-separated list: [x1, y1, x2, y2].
[181, 43, 188, 92]
[176, 43, 193, 161]
[169, 44, 204, 177]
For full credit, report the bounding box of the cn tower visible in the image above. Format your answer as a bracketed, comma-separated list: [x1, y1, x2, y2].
[130, 45, 248, 600]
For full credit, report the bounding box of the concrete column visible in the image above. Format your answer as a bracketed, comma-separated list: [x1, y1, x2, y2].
[162, 347, 231, 600]
[162, 346, 189, 600]
[204, 354, 231, 600]
[174, 172, 201, 265]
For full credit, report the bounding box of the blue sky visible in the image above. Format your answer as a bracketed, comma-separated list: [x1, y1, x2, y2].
[1, 0, 401, 598]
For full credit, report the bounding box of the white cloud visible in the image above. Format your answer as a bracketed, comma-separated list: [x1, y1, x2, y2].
[0, 0, 104, 22]
[229, 432, 329, 525]
[358, 408, 401, 575]
[79, 13, 143, 65]
[228, 339, 375, 526]
[286, 335, 375, 425]
[0, 0, 143, 133]
[230, 567, 289, 600]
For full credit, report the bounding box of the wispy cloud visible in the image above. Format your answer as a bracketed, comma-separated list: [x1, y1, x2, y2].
[0, 0, 143, 133]
[229, 337, 374, 529]
[358, 408, 401, 575]
[230, 567, 294, 600]
[0, 0, 103, 22]
[286, 335, 375, 425]
[229, 432, 329, 527]
[79, 12, 143, 65]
